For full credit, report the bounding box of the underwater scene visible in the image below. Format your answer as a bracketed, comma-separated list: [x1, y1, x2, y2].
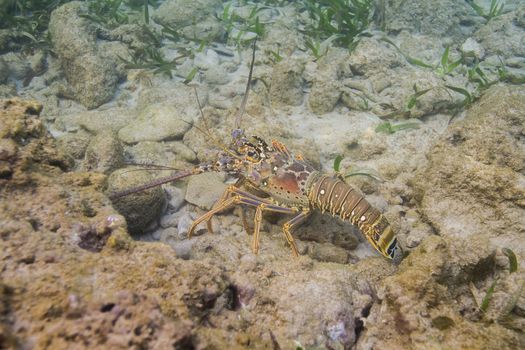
[1, 0, 524, 348]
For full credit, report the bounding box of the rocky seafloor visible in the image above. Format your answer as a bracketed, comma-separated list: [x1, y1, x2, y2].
[1, 0, 525, 349]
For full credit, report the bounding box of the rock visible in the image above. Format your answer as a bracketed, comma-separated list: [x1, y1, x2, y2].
[170, 239, 195, 260]
[203, 65, 231, 85]
[187, 231, 386, 348]
[152, 0, 224, 41]
[383, 0, 482, 40]
[0, 137, 17, 177]
[194, 49, 220, 70]
[177, 210, 196, 237]
[269, 58, 305, 107]
[307, 79, 342, 114]
[185, 172, 226, 210]
[348, 37, 405, 76]
[125, 140, 197, 165]
[264, 21, 302, 57]
[1, 98, 230, 348]
[293, 211, 360, 252]
[72, 108, 135, 134]
[0, 57, 8, 84]
[0, 28, 10, 50]
[413, 85, 525, 240]
[370, 68, 468, 118]
[165, 185, 186, 212]
[229, 27, 257, 42]
[182, 16, 224, 42]
[315, 47, 353, 81]
[28, 50, 46, 75]
[358, 235, 523, 349]
[1, 52, 32, 81]
[505, 56, 525, 68]
[56, 130, 92, 159]
[340, 87, 371, 111]
[136, 84, 208, 121]
[108, 24, 156, 52]
[517, 4, 525, 28]
[234, 3, 274, 23]
[336, 36, 469, 118]
[474, 6, 525, 59]
[265, 266, 358, 348]
[153, 0, 222, 27]
[461, 37, 485, 60]
[397, 31, 448, 64]
[306, 242, 349, 264]
[107, 168, 167, 233]
[0, 83, 16, 98]
[118, 103, 193, 144]
[505, 67, 525, 84]
[48, 2, 123, 109]
[0, 99, 72, 183]
[479, 268, 525, 324]
[83, 130, 124, 174]
[40, 291, 194, 349]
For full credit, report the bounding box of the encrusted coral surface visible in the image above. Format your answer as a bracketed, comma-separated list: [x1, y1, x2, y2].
[1, 96, 524, 350]
[1, 0, 525, 348]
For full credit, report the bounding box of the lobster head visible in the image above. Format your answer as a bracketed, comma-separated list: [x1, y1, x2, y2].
[230, 129, 274, 164]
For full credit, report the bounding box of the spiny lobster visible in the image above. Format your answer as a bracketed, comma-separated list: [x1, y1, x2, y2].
[109, 42, 403, 263]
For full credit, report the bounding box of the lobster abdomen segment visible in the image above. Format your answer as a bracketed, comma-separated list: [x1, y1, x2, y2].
[307, 174, 402, 261]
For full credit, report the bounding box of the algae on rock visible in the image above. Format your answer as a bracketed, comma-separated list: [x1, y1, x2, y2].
[358, 235, 525, 349]
[107, 168, 167, 234]
[270, 57, 305, 107]
[0, 98, 230, 349]
[413, 85, 525, 241]
[48, 2, 126, 109]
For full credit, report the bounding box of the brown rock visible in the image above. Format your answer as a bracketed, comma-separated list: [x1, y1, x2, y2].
[270, 58, 305, 107]
[0, 98, 229, 349]
[413, 85, 525, 239]
[357, 235, 525, 349]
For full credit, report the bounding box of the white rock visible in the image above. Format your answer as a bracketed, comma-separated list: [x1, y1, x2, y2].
[165, 185, 186, 211]
[203, 65, 231, 85]
[177, 210, 196, 237]
[194, 49, 220, 70]
[461, 38, 485, 60]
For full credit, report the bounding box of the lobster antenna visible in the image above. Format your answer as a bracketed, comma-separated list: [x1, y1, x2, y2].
[234, 38, 257, 130]
[194, 86, 214, 138]
[192, 87, 243, 160]
[118, 162, 184, 175]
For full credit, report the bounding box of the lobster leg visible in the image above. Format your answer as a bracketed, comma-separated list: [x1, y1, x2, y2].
[188, 186, 274, 238]
[188, 195, 240, 238]
[206, 177, 245, 234]
[203, 177, 252, 234]
[188, 188, 303, 256]
[251, 203, 306, 256]
[240, 207, 252, 236]
[205, 187, 229, 234]
[252, 205, 264, 254]
[282, 210, 311, 257]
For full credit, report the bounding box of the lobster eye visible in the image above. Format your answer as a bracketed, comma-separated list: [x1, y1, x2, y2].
[246, 150, 260, 162]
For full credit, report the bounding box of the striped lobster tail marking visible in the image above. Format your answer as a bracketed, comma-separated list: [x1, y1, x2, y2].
[307, 175, 399, 260]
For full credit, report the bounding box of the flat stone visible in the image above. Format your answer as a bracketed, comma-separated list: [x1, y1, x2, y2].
[118, 103, 193, 144]
[185, 172, 226, 210]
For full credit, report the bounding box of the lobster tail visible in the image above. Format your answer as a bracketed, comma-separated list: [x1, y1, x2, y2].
[307, 174, 402, 261]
